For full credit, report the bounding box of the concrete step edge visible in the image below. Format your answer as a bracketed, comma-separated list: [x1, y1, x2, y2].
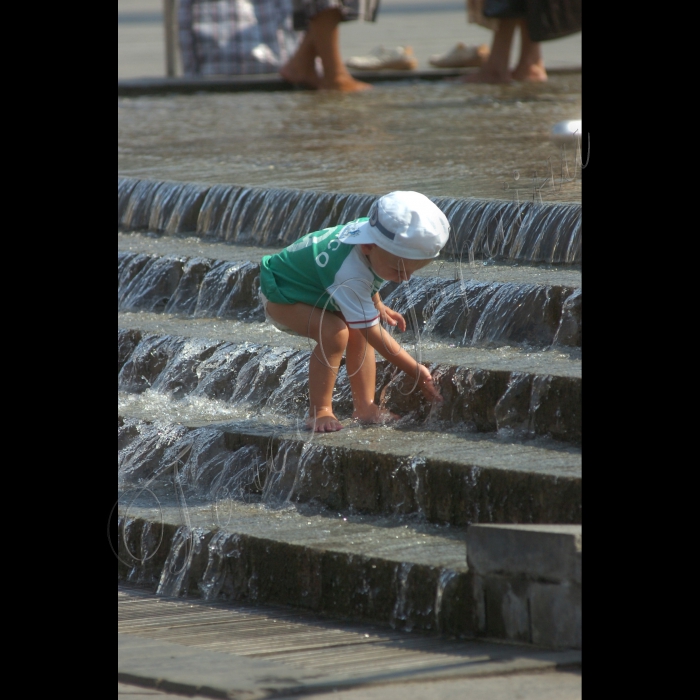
[118, 327, 582, 445]
[118, 414, 582, 526]
[117, 509, 474, 637]
[117, 249, 582, 351]
[117, 235, 582, 288]
[117, 178, 582, 266]
[117, 66, 582, 96]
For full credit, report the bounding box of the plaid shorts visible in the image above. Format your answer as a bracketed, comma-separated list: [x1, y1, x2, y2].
[179, 0, 301, 76]
[292, 0, 380, 30]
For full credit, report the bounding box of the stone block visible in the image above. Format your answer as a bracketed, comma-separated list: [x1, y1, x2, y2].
[472, 575, 581, 649]
[474, 574, 531, 644]
[529, 580, 581, 649]
[467, 524, 581, 584]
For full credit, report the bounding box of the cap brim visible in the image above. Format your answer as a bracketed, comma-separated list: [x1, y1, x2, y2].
[337, 220, 377, 246]
[338, 219, 445, 260]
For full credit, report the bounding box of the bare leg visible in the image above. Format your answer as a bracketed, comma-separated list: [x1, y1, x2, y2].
[279, 31, 320, 88]
[309, 9, 372, 92]
[266, 301, 347, 431]
[460, 18, 517, 84]
[511, 19, 547, 82]
[346, 328, 399, 423]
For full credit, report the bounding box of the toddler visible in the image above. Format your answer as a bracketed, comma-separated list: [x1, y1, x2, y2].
[259, 191, 449, 432]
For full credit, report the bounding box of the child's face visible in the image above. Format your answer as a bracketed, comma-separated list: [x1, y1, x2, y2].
[359, 244, 433, 283]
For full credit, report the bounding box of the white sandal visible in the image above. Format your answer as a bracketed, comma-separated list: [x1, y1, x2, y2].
[428, 42, 489, 69]
[346, 46, 418, 71]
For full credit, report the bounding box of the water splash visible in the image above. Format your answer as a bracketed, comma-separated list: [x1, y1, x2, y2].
[494, 372, 535, 439]
[198, 531, 243, 600]
[190, 342, 262, 402]
[434, 569, 460, 630]
[157, 525, 207, 597]
[390, 562, 415, 631]
[261, 439, 301, 504]
[118, 419, 189, 483]
[119, 255, 186, 313]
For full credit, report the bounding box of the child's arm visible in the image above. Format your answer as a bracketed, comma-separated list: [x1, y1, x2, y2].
[372, 293, 406, 332]
[363, 323, 443, 403]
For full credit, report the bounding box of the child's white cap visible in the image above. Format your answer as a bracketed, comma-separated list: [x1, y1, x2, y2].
[337, 191, 450, 260]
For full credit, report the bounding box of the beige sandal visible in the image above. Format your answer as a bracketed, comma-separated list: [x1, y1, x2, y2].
[346, 46, 418, 71]
[429, 42, 489, 69]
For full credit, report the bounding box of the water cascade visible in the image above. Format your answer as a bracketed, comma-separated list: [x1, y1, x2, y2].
[119, 177, 581, 264]
[117, 179, 582, 645]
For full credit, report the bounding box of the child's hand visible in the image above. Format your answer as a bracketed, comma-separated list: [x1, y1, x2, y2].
[378, 304, 407, 332]
[416, 364, 443, 403]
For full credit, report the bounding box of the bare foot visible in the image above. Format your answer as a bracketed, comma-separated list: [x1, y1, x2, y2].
[280, 61, 320, 89]
[512, 62, 547, 82]
[352, 406, 400, 425]
[457, 68, 512, 84]
[319, 74, 373, 92]
[306, 412, 343, 432]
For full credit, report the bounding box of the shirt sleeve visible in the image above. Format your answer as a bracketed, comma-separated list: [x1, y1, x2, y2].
[326, 249, 381, 329]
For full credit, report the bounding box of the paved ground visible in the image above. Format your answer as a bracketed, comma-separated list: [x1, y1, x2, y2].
[118, 0, 581, 79]
[117, 585, 581, 699]
[119, 671, 582, 699]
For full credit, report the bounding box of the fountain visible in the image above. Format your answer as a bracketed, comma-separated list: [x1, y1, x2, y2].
[117, 76, 582, 651]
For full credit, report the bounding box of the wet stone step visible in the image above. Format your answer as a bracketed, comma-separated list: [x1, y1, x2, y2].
[117, 415, 582, 526]
[117, 327, 581, 444]
[116, 501, 473, 637]
[117, 177, 582, 265]
[118, 233, 582, 289]
[117, 250, 582, 349]
[118, 313, 581, 377]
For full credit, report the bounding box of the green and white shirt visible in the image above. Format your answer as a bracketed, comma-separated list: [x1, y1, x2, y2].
[260, 219, 385, 329]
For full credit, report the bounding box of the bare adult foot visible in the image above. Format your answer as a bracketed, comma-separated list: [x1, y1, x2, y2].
[512, 62, 547, 82]
[319, 74, 372, 92]
[352, 406, 400, 424]
[280, 61, 320, 89]
[306, 412, 343, 432]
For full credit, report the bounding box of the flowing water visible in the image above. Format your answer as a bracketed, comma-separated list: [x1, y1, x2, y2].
[117, 75, 583, 619]
[118, 75, 583, 203]
[119, 177, 581, 264]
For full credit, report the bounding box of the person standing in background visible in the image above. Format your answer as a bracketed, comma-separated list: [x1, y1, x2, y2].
[178, 0, 301, 76]
[280, 1, 380, 91]
[462, 0, 581, 83]
[462, 0, 546, 83]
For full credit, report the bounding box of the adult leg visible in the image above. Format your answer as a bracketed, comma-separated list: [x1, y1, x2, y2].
[346, 327, 400, 423]
[511, 18, 547, 81]
[265, 300, 348, 431]
[460, 18, 517, 83]
[308, 8, 372, 92]
[279, 30, 320, 88]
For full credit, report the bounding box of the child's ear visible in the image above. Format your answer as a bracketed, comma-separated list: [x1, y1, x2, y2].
[359, 244, 375, 255]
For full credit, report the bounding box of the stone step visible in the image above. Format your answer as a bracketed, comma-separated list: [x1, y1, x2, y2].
[118, 415, 581, 525]
[118, 313, 581, 377]
[117, 495, 472, 637]
[118, 178, 582, 265]
[118, 325, 581, 444]
[116, 500, 581, 647]
[118, 249, 582, 350]
[118, 232, 582, 288]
